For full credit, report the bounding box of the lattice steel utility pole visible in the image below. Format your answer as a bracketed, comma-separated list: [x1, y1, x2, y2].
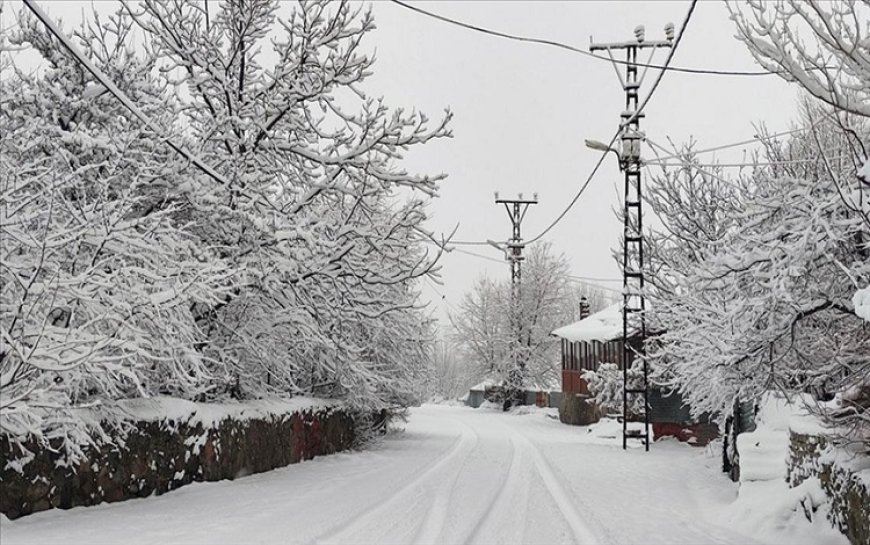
[493, 192, 537, 407]
[590, 24, 674, 451]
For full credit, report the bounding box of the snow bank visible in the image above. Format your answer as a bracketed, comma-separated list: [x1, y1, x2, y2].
[734, 395, 793, 482]
[717, 394, 848, 545]
[723, 478, 845, 545]
[817, 442, 870, 489]
[551, 303, 632, 343]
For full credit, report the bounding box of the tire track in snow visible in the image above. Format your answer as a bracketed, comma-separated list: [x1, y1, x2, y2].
[410, 422, 497, 545]
[461, 433, 527, 545]
[312, 418, 479, 545]
[510, 426, 605, 545]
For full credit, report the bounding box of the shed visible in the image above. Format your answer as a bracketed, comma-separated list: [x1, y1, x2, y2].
[465, 378, 560, 409]
[551, 303, 638, 396]
[464, 380, 495, 408]
[551, 303, 717, 445]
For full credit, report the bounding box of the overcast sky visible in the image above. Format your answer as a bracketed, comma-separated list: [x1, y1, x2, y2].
[367, 1, 797, 329]
[4, 1, 798, 331]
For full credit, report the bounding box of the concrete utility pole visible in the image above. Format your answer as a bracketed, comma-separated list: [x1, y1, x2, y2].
[590, 24, 674, 451]
[493, 192, 537, 408]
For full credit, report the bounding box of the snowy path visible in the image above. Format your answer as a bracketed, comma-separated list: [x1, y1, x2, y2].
[2, 405, 762, 545]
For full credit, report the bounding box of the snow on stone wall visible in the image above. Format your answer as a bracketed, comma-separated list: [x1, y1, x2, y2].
[0, 398, 356, 519]
[788, 431, 870, 545]
[719, 395, 850, 545]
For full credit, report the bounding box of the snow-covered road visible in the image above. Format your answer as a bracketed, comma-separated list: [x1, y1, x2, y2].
[2, 405, 763, 545]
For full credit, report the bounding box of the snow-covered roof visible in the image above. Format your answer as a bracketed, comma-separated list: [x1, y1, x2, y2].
[469, 377, 559, 392]
[551, 303, 636, 343]
[469, 379, 498, 392]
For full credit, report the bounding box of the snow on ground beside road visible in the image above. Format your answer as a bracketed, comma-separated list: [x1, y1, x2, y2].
[717, 395, 847, 545]
[0, 404, 845, 545]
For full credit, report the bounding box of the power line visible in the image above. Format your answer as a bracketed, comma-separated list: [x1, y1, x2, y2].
[643, 137, 743, 189]
[565, 277, 622, 294]
[422, 239, 506, 264]
[643, 111, 839, 163]
[423, 276, 459, 314]
[569, 275, 622, 282]
[424, 239, 622, 297]
[644, 157, 849, 168]
[439, 241, 622, 289]
[525, 0, 696, 245]
[389, 0, 772, 77]
[525, 135, 616, 244]
[447, 240, 492, 246]
[451, 247, 506, 265]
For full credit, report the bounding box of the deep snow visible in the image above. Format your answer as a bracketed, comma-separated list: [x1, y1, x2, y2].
[0, 404, 847, 545]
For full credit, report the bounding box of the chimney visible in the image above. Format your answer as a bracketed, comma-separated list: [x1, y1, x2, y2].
[579, 296, 590, 320]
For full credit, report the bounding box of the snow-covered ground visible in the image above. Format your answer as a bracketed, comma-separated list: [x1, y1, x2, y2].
[0, 404, 846, 545]
[721, 396, 847, 545]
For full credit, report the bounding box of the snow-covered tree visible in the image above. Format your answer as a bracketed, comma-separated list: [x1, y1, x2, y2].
[450, 243, 610, 390]
[1, 0, 450, 456]
[645, 102, 869, 447]
[640, 0, 870, 448]
[426, 338, 478, 400]
[1, 13, 233, 456]
[729, 0, 870, 117]
[117, 0, 451, 408]
[449, 277, 511, 384]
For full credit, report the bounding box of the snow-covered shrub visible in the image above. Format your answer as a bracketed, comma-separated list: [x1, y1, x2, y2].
[583, 363, 646, 416]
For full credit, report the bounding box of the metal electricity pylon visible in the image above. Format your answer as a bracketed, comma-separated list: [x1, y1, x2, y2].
[492, 192, 537, 408]
[590, 24, 674, 451]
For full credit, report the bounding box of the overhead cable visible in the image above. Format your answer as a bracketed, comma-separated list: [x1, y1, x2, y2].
[389, 0, 771, 77]
[450, 247, 506, 265]
[645, 111, 839, 163]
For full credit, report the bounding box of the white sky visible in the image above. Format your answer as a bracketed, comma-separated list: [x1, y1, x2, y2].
[4, 1, 798, 331]
[367, 1, 797, 329]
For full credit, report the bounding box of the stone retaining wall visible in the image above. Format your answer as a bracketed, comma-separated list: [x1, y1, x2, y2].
[0, 404, 355, 519]
[787, 431, 870, 545]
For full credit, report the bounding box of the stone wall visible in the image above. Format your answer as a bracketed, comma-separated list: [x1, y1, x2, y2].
[0, 404, 355, 519]
[559, 393, 602, 425]
[787, 431, 870, 545]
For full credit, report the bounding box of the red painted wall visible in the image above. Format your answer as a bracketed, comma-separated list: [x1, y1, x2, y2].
[652, 422, 719, 446]
[562, 369, 588, 395]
